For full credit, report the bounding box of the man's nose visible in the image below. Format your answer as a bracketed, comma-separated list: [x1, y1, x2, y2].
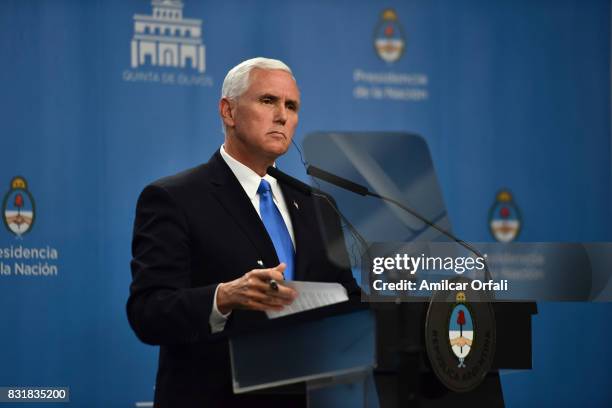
[274, 104, 287, 125]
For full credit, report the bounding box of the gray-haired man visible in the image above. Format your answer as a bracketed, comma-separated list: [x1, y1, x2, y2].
[128, 57, 359, 407]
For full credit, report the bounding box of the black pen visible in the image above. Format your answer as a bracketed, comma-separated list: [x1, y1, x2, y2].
[258, 259, 279, 291]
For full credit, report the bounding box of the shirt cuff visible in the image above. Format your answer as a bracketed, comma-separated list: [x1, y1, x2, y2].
[209, 284, 232, 334]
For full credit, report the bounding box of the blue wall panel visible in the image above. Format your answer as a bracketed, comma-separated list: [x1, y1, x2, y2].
[0, 0, 610, 406]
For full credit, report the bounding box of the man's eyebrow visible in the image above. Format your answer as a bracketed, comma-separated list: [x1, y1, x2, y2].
[258, 93, 300, 109]
[286, 98, 300, 108]
[258, 93, 278, 100]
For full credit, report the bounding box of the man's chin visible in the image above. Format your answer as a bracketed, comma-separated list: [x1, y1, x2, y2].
[263, 142, 290, 158]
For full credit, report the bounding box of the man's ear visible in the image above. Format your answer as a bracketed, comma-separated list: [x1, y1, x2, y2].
[219, 98, 235, 128]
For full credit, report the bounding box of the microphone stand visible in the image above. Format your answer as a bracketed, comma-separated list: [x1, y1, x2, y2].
[306, 165, 493, 283]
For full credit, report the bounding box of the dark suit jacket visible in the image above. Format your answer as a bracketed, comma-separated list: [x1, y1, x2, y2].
[127, 150, 359, 407]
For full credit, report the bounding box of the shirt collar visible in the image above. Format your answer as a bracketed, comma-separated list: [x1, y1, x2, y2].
[219, 145, 281, 200]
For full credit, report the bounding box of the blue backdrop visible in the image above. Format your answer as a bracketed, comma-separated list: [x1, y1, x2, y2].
[1, 0, 610, 406]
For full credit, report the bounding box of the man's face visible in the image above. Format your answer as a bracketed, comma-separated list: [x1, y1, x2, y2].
[228, 68, 300, 161]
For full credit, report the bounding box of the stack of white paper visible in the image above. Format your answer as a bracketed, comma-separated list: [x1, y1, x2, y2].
[265, 281, 349, 319]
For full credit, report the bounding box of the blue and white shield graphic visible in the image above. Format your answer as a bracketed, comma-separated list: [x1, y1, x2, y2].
[448, 304, 474, 368]
[489, 190, 521, 242]
[374, 9, 406, 63]
[2, 177, 35, 237]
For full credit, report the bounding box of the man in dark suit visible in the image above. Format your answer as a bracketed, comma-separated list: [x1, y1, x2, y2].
[127, 57, 359, 407]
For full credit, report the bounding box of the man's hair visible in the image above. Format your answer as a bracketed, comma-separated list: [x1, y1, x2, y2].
[221, 57, 294, 100]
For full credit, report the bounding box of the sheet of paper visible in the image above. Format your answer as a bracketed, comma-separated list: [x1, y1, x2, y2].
[265, 281, 348, 319]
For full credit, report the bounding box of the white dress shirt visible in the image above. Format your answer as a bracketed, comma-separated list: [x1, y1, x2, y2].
[209, 145, 296, 333]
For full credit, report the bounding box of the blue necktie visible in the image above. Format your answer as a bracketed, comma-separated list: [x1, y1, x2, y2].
[257, 179, 295, 280]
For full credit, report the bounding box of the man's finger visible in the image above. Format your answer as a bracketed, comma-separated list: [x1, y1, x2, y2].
[273, 263, 287, 279]
[240, 277, 290, 296]
[269, 284, 298, 300]
[242, 297, 285, 312]
[248, 268, 285, 282]
[242, 289, 290, 306]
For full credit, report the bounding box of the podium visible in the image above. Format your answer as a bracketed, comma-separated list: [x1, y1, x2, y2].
[227, 301, 379, 407]
[225, 297, 536, 407]
[373, 301, 537, 407]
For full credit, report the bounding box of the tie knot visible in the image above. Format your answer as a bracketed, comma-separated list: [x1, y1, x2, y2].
[258, 179, 272, 196]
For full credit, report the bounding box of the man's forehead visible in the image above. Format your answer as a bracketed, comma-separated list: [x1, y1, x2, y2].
[249, 67, 294, 81]
[247, 68, 300, 96]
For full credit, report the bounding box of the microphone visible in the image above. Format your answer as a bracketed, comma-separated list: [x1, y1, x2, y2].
[306, 166, 369, 196]
[306, 165, 493, 281]
[266, 166, 313, 196]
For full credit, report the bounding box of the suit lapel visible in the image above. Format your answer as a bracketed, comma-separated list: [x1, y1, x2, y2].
[281, 185, 311, 281]
[207, 151, 279, 268]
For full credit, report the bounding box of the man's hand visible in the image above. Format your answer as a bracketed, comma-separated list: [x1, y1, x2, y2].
[216, 263, 298, 314]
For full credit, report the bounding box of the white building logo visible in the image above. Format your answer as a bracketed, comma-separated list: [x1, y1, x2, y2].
[123, 0, 212, 87]
[131, 0, 205, 73]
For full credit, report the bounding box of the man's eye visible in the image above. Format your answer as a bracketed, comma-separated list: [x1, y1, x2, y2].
[261, 97, 273, 104]
[287, 103, 297, 111]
